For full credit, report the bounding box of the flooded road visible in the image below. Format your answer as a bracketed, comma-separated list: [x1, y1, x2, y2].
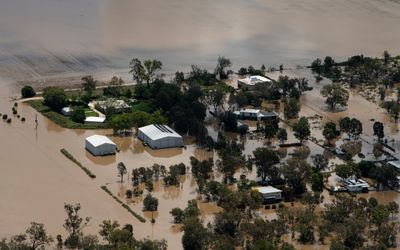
[1, 0, 400, 88]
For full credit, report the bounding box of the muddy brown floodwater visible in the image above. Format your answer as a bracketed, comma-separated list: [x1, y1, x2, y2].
[2, 0, 400, 248]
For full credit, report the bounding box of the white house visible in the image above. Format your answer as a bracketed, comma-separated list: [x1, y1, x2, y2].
[61, 107, 72, 116]
[343, 178, 369, 193]
[233, 108, 279, 121]
[238, 75, 272, 90]
[137, 124, 183, 149]
[85, 116, 106, 124]
[85, 135, 117, 156]
[254, 186, 282, 202]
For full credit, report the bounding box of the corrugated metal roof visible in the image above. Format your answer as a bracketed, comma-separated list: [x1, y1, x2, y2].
[254, 186, 282, 194]
[138, 124, 182, 141]
[85, 135, 116, 147]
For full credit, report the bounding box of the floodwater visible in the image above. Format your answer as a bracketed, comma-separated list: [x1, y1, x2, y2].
[2, 0, 400, 248]
[1, 0, 400, 89]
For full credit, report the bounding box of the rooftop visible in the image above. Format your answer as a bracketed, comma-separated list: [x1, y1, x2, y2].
[238, 75, 272, 86]
[85, 135, 116, 147]
[85, 116, 106, 123]
[254, 186, 282, 194]
[138, 124, 182, 141]
[388, 160, 400, 170]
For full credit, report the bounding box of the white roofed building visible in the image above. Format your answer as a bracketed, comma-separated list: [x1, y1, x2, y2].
[85, 135, 117, 156]
[238, 75, 272, 90]
[233, 108, 279, 121]
[253, 186, 282, 202]
[85, 116, 106, 124]
[137, 124, 183, 149]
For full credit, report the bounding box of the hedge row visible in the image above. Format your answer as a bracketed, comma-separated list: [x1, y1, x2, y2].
[60, 148, 96, 179]
[101, 186, 146, 223]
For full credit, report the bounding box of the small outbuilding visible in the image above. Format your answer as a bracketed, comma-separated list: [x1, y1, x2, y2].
[85, 135, 117, 156]
[85, 116, 106, 124]
[137, 124, 183, 149]
[61, 107, 72, 116]
[254, 186, 282, 203]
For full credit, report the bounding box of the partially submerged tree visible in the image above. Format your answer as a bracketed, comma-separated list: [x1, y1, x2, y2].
[293, 117, 310, 143]
[21, 85, 36, 98]
[117, 162, 127, 183]
[320, 83, 349, 110]
[63, 203, 91, 249]
[373, 121, 384, 141]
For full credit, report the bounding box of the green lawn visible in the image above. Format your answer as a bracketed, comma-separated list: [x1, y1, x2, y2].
[28, 100, 108, 129]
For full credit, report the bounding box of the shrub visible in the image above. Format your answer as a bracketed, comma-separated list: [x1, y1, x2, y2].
[60, 148, 96, 179]
[126, 190, 133, 199]
[14, 102, 18, 107]
[2, 114, 7, 119]
[6, 118, 11, 123]
[21, 85, 36, 98]
[21, 117, 26, 122]
[101, 186, 146, 223]
[70, 107, 86, 123]
[265, 205, 271, 209]
[12, 109, 17, 115]
[272, 204, 277, 209]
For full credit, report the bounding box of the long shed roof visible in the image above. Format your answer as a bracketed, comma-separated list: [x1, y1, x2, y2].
[138, 124, 182, 141]
[85, 135, 116, 147]
[254, 186, 282, 194]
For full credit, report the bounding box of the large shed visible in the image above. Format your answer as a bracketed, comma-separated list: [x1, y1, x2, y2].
[137, 124, 183, 149]
[85, 135, 117, 156]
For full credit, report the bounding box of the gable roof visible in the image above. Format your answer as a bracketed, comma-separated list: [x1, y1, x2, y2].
[138, 124, 182, 141]
[85, 135, 116, 147]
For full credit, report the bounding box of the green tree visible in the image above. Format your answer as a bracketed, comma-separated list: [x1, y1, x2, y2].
[383, 50, 391, 65]
[284, 98, 300, 119]
[181, 217, 212, 250]
[25, 222, 53, 250]
[63, 203, 91, 249]
[311, 172, 324, 192]
[324, 56, 335, 72]
[335, 164, 358, 180]
[322, 122, 338, 143]
[81, 76, 97, 95]
[312, 154, 329, 171]
[99, 220, 120, 245]
[70, 107, 86, 123]
[110, 113, 133, 135]
[293, 117, 310, 143]
[215, 56, 232, 80]
[320, 83, 349, 110]
[253, 148, 280, 182]
[117, 162, 127, 183]
[311, 58, 322, 76]
[339, 117, 362, 140]
[143, 194, 158, 211]
[129, 58, 163, 87]
[277, 128, 288, 144]
[21, 86, 36, 98]
[373, 121, 384, 141]
[43, 87, 67, 111]
[263, 120, 277, 142]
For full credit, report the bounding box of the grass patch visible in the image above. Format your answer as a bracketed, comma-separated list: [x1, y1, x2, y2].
[28, 100, 107, 129]
[101, 185, 146, 223]
[60, 148, 96, 179]
[131, 100, 153, 113]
